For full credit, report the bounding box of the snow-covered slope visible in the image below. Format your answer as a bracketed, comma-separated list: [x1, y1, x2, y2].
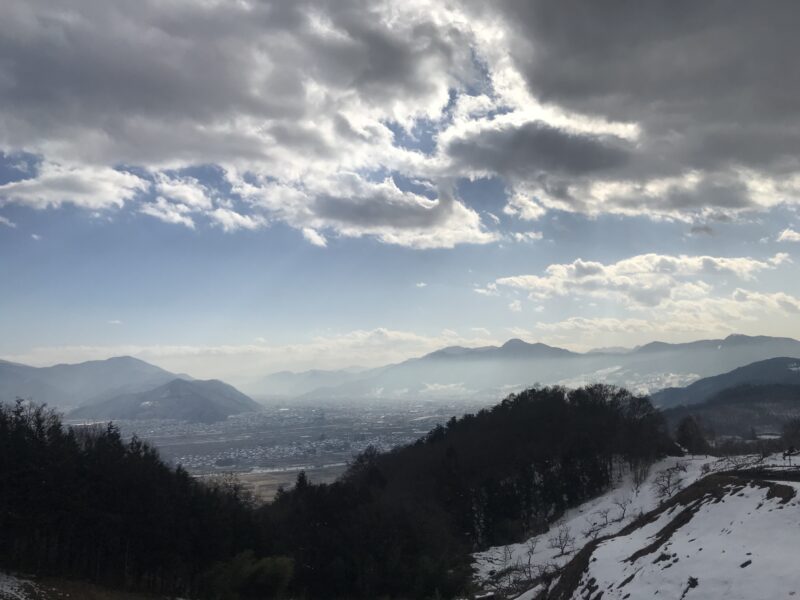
[0, 574, 41, 600]
[478, 455, 800, 600]
[474, 456, 716, 596]
[550, 472, 800, 600]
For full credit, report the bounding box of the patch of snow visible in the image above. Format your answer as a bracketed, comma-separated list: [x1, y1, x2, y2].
[474, 456, 716, 592]
[0, 573, 40, 600]
[581, 479, 800, 599]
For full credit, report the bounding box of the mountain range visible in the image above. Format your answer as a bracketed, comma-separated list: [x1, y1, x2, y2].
[249, 334, 800, 400]
[0, 356, 180, 408]
[0, 356, 260, 423]
[6, 333, 800, 413]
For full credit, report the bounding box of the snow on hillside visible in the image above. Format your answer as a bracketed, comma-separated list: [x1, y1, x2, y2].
[0, 574, 40, 600]
[563, 475, 800, 599]
[475, 453, 800, 599]
[473, 456, 716, 596]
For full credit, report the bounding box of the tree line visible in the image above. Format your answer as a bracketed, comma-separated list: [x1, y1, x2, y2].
[1, 385, 677, 599]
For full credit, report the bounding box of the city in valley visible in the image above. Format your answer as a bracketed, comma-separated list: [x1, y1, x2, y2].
[77, 398, 488, 501]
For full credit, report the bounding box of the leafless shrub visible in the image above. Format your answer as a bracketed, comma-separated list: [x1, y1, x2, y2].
[581, 516, 603, 541]
[631, 460, 652, 495]
[547, 521, 575, 556]
[613, 496, 633, 522]
[652, 462, 687, 502]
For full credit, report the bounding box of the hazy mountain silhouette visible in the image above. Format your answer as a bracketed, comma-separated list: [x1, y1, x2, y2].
[252, 334, 800, 400]
[652, 356, 800, 408]
[0, 356, 180, 408]
[68, 378, 261, 423]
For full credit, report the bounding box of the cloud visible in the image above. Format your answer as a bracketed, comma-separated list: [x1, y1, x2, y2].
[512, 230, 542, 242]
[209, 207, 265, 232]
[690, 225, 714, 236]
[439, 1, 800, 221]
[508, 299, 522, 312]
[473, 283, 499, 296]
[445, 119, 630, 179]
[154, 174, 212, 210]
[495, 252, 789, 308]
[778, 228, 800, 242]
[536, 317, 659, 334]
[0, 0, 496, 248]
[235, 174, 498, 249]
[107, 319, 123, 325]
[302, 227, 328, 247]
[140, 197, 195, 229]
[3, 0, 800, 238]
[0, 215, 16, 227]
[415, 282, 427, 288]
[531, 287, 800, 352]
[0, 162, 148, 210]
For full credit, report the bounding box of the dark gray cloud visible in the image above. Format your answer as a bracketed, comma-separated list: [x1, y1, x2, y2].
[439, 0, 800, 219]
[0, 0, 470, 166]
[689, 225, 714, 236]
[445, 120, 630, 178]
[0, 0, 498, 247]
[483, 0, 800, 172]
[313, 181, 452, 229]
[3, 0, 800, 235]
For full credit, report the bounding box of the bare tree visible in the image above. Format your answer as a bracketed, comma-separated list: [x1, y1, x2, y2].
[631, 460, 651, 495]
[613, 496, 633, 522]
[547, 522, 575, 556]
[581, 516, 603, 541]
[523, 537, 539, 579]
[652, 462, 687, 502]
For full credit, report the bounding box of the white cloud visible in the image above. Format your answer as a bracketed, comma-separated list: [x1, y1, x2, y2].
[234, 173, 498, 249]
[140, 197, 195, 229]
[778, 228, 800, 242]
[302, 227, 328, 247]
[474, 283, 499, 296]
[107, 319, 123, 325]
[415, 282, 427, 288]
[154, 174, 212, 210]
[508, 299, 522, 312]
[495, 252, 789, 308]
[536, 317, 660, 334]
[210, 207, 265, 232]
[0, 215, 16, 227]
[0, 162, 148, 210]
[512, 230, 543, 242]
[30, 233, 41, 240]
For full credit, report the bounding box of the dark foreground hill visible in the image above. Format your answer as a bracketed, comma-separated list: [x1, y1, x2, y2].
[1, 385, 674, 599]
[68, 378, 261, 423]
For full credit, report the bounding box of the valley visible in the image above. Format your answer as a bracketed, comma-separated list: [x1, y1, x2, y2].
[74, 398, 488, 500]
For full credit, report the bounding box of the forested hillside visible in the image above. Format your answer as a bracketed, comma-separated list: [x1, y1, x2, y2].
[1, 386, 675, 599]
[664, 383, 800, 438]
[261, 385, 676, 598]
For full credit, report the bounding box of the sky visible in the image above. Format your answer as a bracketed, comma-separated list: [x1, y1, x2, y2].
[3, 0, 800, 383]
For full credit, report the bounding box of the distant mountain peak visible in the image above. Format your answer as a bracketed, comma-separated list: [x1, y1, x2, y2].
[68, 377, 261, 423]
[501, 338, 528, 348]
